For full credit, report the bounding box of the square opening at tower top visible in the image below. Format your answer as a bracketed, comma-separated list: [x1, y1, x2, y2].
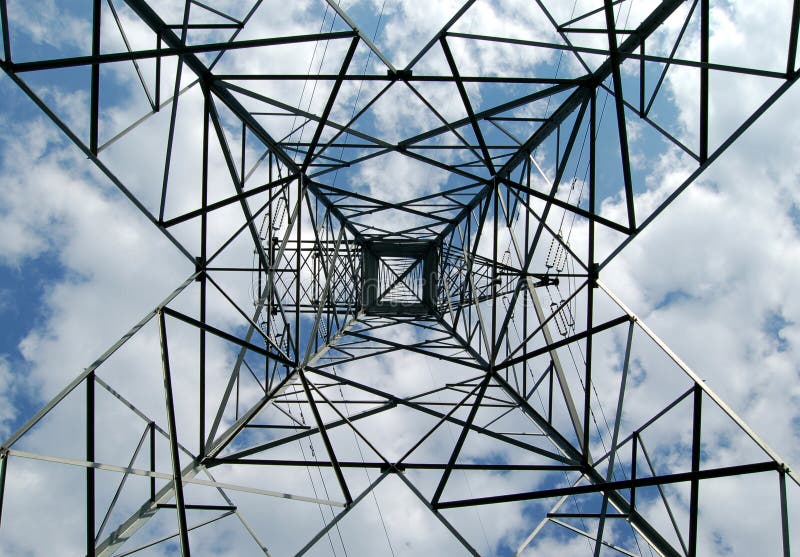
[360, 240, 439, 315]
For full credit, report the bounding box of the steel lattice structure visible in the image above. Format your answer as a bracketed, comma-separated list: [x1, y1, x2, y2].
[0, 0, 798, 555]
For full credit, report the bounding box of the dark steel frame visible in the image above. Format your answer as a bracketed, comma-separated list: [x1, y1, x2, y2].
[1, 1, 798, 555]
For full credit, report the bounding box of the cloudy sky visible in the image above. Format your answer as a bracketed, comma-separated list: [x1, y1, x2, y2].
[0, 1, 799, 556]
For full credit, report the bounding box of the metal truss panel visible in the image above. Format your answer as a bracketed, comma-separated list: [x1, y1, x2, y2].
[1, 1, 799, 556]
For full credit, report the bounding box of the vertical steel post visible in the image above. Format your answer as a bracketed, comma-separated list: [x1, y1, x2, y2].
[90, 0, 101, 154]
[789, 0, 800, 76]
[556, 127, 560, 174]
[547, 362, 554, 423]
[154, 33, 161, 109]
[157, 1, 191, 223]
[158, 311, 191, 556]
[594, 321, 635, 556]
[522, 161, 530, 397]
[688, 384, 702, 556]
[0, 452, 7, 527]
[631, 432, 638, 510]
[295, 175, 302, 365]
[267, 151, 273, 336]
[87, 370, 96, 557]
[779, 471, 791, 557]
[583, 90, 597, 463]
[199, 82, 209, 457]
[491, 179, 498, 361]
[603, 0, 635, 229]
[700, 0, 709, 162]
[640, 40, 646, 116]
[240, 123, 246, 187]
[0, 0, 11, 62]
[149, 421, 156, 502]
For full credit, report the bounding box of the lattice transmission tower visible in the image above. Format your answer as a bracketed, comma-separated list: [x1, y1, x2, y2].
[0, 1, 798, 555]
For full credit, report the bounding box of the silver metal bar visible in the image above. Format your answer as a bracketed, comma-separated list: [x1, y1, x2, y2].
[7, 450, 344, 507]
[1, 273, 197, 451]
[594, 321, 635, 556]
[598, 279, 799, 486]
[324, 0, 395, 71]
[495, 189, 586, 452]
[550, 519, 638, 557]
